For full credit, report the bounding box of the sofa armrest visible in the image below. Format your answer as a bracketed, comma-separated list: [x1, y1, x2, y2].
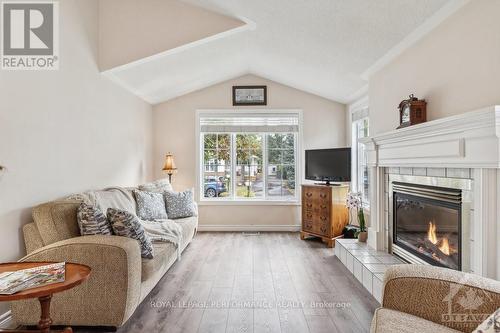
[11, 235, 142, 327]
[382, 265, 500, 332]
[193, 201, 199, 216]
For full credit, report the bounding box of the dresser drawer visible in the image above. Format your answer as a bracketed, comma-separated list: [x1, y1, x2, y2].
[301, 184, 349, 247]
[302, 219, 313, 231]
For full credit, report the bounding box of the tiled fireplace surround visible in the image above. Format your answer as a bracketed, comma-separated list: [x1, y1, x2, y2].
[335, 106, 500, 302]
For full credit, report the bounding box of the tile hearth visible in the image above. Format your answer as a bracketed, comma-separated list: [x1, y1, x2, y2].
[335, 239, 405, 303]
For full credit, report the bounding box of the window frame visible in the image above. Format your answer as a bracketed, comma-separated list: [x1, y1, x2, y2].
[196, 109, 302, 205]
[351, 106, 370, 209]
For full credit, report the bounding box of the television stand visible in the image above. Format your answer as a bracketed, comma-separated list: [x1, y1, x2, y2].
[301, 184, 349, 248]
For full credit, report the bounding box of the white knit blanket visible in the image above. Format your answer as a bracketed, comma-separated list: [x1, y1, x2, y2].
[140, 219, 183, 260]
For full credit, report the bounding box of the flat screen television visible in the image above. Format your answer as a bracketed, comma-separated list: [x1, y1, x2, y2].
[305, 148, 351, 184]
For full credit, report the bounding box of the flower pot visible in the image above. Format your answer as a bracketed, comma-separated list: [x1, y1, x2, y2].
[357, 231, 368, 242]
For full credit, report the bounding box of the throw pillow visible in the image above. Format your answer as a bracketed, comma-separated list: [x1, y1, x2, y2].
[107, 208, 154, 258]
[77, 203, 112, 236]
[473, 308, 500, 333]
[134, 190, 168, 221]
[138, 179, 173, 193]
[164, 188, 196, 219]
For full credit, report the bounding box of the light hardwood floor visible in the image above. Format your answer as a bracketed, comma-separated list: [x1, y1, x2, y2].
[111, 232, 379, 333]
[2, 233, 378, 333]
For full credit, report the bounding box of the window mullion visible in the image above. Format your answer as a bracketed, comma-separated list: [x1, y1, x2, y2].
[295, 133, 298, 201]
[231, 133, 236, 200]
[200, 134, 204, 200]
[263, 133, 267, 200]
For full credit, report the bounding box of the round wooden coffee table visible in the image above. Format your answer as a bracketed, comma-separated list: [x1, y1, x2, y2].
[0, 262, 91, 333]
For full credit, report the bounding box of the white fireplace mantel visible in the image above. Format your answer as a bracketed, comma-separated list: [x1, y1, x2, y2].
[361, 105, 500, 280]
[361, 105, 500, 168]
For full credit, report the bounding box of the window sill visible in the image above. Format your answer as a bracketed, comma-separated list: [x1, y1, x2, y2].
[198, 200, 300, 206]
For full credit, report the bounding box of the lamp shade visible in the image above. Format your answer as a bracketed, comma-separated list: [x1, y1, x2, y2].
[162, 153, 177, 174]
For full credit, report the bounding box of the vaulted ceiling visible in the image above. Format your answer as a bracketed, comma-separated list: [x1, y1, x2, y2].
[101, 0, 465, 105]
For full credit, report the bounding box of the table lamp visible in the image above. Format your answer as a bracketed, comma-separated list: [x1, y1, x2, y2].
[162, 153, 177, 183]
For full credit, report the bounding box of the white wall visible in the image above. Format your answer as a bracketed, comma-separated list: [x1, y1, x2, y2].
[369, 0, 500, 135]
[0, 0, 153, 271]
[153, 74, 346, 228]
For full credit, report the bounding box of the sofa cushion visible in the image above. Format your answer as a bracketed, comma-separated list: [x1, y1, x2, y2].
[140, 217, 198, 281]
[141, 242, 176, 282]
[138, 179, 173, 193]
[77, 203, 112, 236]
[33, 201, 81, 246]
[370, 308, 461, 333]
[23, 223, 45, 254]
[107, 208, 154, 259]
[164, 189, 196, 219]
[93, 188, 137, 215]
[174, 216, 198, 249]
[134, 190, 168, 221]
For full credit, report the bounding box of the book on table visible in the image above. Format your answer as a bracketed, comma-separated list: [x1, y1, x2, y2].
[0, 262, 65, 295]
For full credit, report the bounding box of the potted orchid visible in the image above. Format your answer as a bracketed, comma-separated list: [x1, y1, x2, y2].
[346, 192, 367, 242]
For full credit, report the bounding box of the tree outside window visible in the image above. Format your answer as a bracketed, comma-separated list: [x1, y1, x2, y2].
[201, 132, 297, 201]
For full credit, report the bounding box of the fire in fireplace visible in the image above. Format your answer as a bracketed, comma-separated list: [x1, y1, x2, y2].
[392, 182, 461, 270]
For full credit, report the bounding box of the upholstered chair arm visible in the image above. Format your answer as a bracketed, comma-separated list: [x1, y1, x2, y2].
[382, 265, 500, 332]
[11, 235, 142, 327]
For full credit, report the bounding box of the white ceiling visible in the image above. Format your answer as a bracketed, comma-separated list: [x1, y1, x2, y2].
[104, 0, 460, 105]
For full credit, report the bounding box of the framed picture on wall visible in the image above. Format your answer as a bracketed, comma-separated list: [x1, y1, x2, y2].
[232, 85, 267, 106]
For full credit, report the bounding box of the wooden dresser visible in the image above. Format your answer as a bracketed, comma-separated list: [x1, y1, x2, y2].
[301, 184, 349, 247]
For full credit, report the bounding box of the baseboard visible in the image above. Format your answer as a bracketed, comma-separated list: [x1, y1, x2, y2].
[0, 310, 12, 328]
[197, 224, 301, 232]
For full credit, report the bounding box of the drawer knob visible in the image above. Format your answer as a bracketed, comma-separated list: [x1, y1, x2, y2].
[306, 192, 313, 197]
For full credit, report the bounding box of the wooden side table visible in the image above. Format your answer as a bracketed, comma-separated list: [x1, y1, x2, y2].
[0, 262, 91, 333]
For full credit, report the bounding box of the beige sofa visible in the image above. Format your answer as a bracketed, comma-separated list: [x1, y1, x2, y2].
[10, 187, 198, 328]
[371, 265, 500, 333]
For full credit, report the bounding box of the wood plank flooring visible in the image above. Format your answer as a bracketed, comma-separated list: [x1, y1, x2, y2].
[111, 232, 379, 333]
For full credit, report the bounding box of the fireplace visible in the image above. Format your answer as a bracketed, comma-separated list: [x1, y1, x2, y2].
[392, 182, 461, 270]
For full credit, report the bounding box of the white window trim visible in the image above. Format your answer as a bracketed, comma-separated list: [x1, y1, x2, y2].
[196, 109, 303, 205]
[349, 97, 370, 210]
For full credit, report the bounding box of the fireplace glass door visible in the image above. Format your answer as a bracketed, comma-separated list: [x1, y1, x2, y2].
[393, 182, 461, 270]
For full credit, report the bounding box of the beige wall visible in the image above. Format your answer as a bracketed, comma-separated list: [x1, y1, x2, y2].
[0, 0, 153, 272]
[369, 0, 500, 135]
[153, 74, 346, 227]
[99, 0, 245, 71]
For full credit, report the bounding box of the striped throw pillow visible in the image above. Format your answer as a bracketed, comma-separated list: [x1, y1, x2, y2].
[77, 203, 112, 236]
[107, 208, 154, 259]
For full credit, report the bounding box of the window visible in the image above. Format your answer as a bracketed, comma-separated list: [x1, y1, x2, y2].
[203, 134, 231, 198]
[198, 111, 300, 202]
[236, 134, 263, 198]
[267, 133, 296, 198]
[352, 110, 369, 206]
